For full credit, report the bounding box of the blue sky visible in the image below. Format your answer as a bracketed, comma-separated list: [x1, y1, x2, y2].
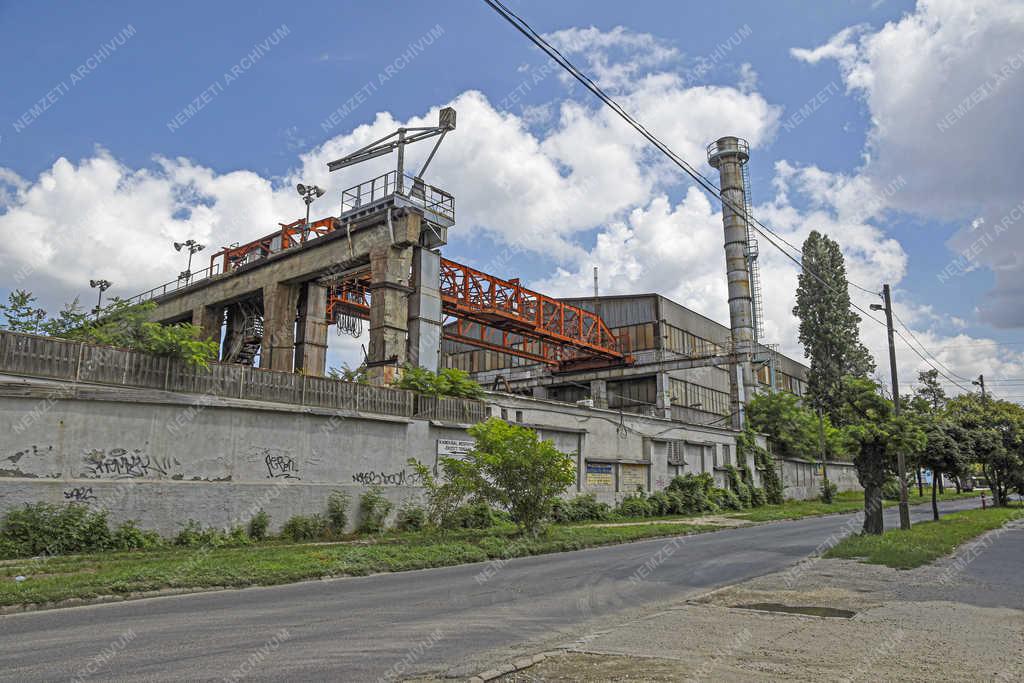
[2, 0, 1022, 398]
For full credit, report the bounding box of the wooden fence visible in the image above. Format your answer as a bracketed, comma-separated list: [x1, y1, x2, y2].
[0, 330, 485, 423]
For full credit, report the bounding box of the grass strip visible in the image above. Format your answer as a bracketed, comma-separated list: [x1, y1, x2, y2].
[823, 504, 1022, 569]
[733, 488, 978, 522]
[0, 522, 714, 608]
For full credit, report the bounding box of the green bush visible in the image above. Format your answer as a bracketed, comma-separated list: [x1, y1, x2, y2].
[174, 520, 252, 547]
[394, 365, 484, 398]
[281, 514, 327, 542]
[665, 473, 719, 514]
[646, 490, 674, 516]
[0, 502, 112, 557]
[820, 479, 838, 504]
[248, 510, 270, 541]
[617, 494, 653, 518]
[357, 487, 393, 534]
[443, 418, 576, 534]
[326, 490, 350, 536]
[407, 458, 469, 531]
[711, 487, 743, 511]
[724, 465, 752, 508]
[750, 486, 767, 507]
[111, 520, 162, 551]
[445, 501, 500, 529]
[552, 494, 614, 523]
[395, 502, 427, 532]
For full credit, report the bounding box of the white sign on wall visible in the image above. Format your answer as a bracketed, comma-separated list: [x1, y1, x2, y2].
[436, 439, 474, 458]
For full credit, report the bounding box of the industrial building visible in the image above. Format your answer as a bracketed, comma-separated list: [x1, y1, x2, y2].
[442, 292, 810, 427]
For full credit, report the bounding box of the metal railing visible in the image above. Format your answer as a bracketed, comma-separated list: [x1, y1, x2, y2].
[0, 330, 484, 423]
[126, 263, 223, 305]
[341, 171, 455, 223]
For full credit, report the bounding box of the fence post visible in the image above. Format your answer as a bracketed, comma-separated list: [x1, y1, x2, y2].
[163, 358, 171, 391]
[74, 341, 85, 383]
[239, 366, 245, 399]
[301, 373, 307, 406]
[122, 352, 130, 386]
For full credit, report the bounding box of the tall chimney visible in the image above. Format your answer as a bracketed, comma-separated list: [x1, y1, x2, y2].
[707, 136, 759, 429]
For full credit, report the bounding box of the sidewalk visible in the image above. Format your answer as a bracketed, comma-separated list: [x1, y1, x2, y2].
[492, 521, 1024, 682]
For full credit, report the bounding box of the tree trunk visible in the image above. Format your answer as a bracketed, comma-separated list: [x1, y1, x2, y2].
[916, 468, 923, 497]
[863, 484, 884, 535]
[937, 474, 944, 494]
[931, 470, 940, 521]
[954, 477, 961, 494]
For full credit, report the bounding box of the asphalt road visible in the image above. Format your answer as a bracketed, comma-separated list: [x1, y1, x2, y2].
[0, 499, 987, 682]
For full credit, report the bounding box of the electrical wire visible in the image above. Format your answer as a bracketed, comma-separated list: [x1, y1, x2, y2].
[482, 0, 975, 393]
[482, 0, 880, 297]
[891, 310, 972, 383]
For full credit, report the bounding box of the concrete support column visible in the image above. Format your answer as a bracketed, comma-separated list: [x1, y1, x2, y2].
[192, 306, 222, 344]
[260, 283, 299, 372]
[295, 282, 329, 376]
[407, 247, 442, 372]
[531, 386, 548, 400]
[590, 379, 608, 409]
[655, 372, 672, 419]
[367, 244, 413, 386]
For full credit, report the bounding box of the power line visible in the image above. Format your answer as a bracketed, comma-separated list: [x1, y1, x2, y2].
[891, 310, 972, 382]
[481, 0, 971, 392]
[481, 0, 881, 296]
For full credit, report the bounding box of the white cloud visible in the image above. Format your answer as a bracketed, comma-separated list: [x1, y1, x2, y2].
[737, 63, 758, 94]
[544, 25, 680, 90]
[792, 0, 1024, 327]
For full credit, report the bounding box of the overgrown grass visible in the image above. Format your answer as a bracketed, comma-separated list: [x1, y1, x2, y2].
[823, 504, 1022, 569]
[0, 521, 715, 608]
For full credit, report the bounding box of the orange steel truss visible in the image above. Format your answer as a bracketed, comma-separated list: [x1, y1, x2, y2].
[437, 259, 629, 366]
[326, 260, 631, 368]
[212, 215, 630, 368]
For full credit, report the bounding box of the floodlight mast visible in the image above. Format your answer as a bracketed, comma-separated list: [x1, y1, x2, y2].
[326, 107, 456, 192]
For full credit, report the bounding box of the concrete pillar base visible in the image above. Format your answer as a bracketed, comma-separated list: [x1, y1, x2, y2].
[590, 379, 608, 409]
[295, 282, 329, 376]
[367, 242, 413, 385]
[192, 306, 222, 344]
[261, 283, 299, 372]
[407, 247, 442, 372]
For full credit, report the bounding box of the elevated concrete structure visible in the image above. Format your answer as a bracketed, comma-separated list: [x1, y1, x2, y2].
[143, 204, 437, 385]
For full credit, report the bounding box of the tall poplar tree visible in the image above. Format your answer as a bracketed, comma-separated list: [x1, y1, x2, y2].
[792, 231, 875, 421]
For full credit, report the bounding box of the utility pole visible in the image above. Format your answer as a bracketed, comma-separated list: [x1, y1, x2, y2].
[871, 283, 911, 530]
[973, 374, 987, 401]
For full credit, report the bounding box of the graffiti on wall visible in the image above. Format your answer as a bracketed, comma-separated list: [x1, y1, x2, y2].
[264, 451, 300, 480]
[351, 468, 424, 487]
[83, 448, 179, 480]
[63, 486, 97, 503]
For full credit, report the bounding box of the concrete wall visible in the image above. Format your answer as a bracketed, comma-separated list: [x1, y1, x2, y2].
[780, 458, 861, 500]
[0, 378, 855, 537]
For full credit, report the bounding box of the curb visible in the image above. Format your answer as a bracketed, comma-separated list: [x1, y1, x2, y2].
[469, 650, 561, 681]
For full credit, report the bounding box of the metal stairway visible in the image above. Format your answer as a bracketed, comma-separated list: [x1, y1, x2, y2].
[225, 300, 264, 366]
[741, 161, 765, 344]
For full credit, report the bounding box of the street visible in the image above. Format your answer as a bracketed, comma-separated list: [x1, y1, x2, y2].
[0, 499, 988, 681]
